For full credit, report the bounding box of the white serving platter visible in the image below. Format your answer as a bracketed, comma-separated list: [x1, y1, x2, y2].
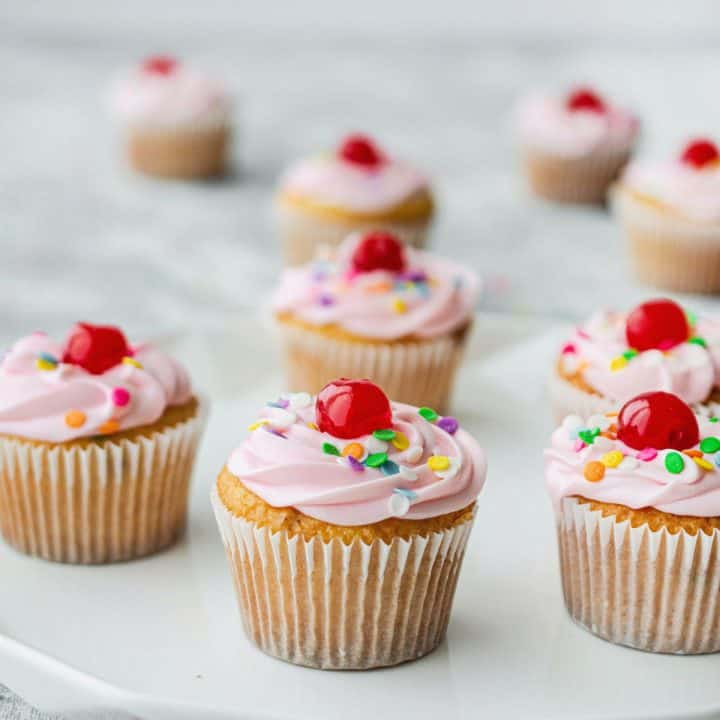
[1, 314, 719, 720]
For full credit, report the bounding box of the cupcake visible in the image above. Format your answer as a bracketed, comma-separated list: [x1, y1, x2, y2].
[545, 391, 720, 654]
[111, 55, 232, 179]
[516, 86, 639, 204]
[551, 298, 720, 421]
[276, 133, 434, 265]
[0, 323, 205, 564]
[211, 378, 486, 669]
[272, 231, 479, 413]
[613, 138, 720, 292]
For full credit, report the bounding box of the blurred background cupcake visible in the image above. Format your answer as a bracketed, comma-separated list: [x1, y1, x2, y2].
[0, 322, 205, 564]
[212, 378, 486, 669]
[275, 133, 434, 265]
[516, 86, 639, 204]
[110, 55, 232, 179]
[272, 231, 479, 411]
[613, 138, 720, 293]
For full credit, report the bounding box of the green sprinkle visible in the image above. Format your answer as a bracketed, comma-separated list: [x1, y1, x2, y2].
[700, 437, 720, 454]
[578, 428, 601, 445]
[419, 407, 438, 423]
[322, 442, 340, 456]
[373, 429, 396, 441]
[622, 349, 639, 361]
[711, 417, 719, 424]
[665, 451, 685, 475]
[365, 452, 388, 468]
[689, 336, 707, 348]
[686, 309, 697, 328]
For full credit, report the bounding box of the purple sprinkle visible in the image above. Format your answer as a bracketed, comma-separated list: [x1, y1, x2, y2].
[347, 456, 365, 472]
[437, 416, 459, 435]
[318, 293, 335, 307]
[265, 427, 287, 438]
[399, 270, 427, 283]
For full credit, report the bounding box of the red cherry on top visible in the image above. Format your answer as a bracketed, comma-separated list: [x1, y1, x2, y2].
[62, 322, 131, 375]
[337, 134, 385, 168]
[617, 391, 699, 451]
[142, 55, 178, 76]
[350, 231, 406, 274]
[316, 378, 393, 439]
[566, 87, 606, 114]
[680, 139, 720, 169]
[625, 298, 689, 352]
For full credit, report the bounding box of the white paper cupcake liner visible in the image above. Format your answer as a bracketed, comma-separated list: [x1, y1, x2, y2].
[277, 321, 471, 414]
[555, 497, 720, 654]
[0, 405, 206, 564]
[211, 488, 475, 669]
[276, 201, 430, 266]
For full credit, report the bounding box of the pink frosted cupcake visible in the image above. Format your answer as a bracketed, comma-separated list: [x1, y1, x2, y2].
[273, 231, 479, 412]
[516, 86, 639, 203]
[111, 55, 232, 179]
[276, 133, 434, 265]
[0, 322, 205, 563]
[550, 298, 720, 421]
[613, 138, 720, 292]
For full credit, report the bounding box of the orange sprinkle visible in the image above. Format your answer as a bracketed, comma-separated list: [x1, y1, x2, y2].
[307, 422, 319, 431]
[365, 281, 392, 294]
[605, 411, 618, 418]
[583, 461, 605, 483]
[342, 442, 365, 460]
[608, 423, 618, 434]
[600, 431, 617, 440]
[683, 449, 703, 458]
[99, 419, 120, 435]
[65, 410, 86, 429]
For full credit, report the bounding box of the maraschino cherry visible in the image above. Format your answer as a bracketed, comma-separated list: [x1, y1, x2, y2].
[350, 231, 406, 274]
[142, 55, 178, 76]
[625, 298, 689, 351]
[680, 139, 719, 169]
[617, 391, 699, 451]
[566, 87, 606, 114]
[316, 378, 392, 439]
[337, 134, 385, 168]
[62, 322, 131, 375]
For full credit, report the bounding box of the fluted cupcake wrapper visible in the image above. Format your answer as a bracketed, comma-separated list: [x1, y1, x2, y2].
[0, 407, 206, 564]
[211, 489, 475, 669]
[277, 321, 471, 414]
[555, 497, 720, 654]
[276, 202, 430, 266]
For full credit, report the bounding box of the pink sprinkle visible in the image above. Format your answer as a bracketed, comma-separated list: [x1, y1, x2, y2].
[573, 439, 585, 452]
[576, 328, 590, 339]
[112, 387, 131, 407]
[561, 343, 577, 355]
[636, 448, 658, 462]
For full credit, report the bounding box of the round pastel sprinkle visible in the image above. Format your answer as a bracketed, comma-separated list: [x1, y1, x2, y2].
[561, 343, 577, 355]
[122, 357, 143, 369]
[398, 465, 418, 481]
[319, 293, 335, 307]
[711, 417, 719, 424]
[578, 428, 600, 445]
[418, 407, 438, 423]
[437, 416, 459, 435]
[381, 460, 400, 476]
[636, 447, 658, 462]
[248, 419, 270, 431]
[111, 387, 131, 407]
[700, 437, 720, 454]
[365, 452, 388, 468]
[392, 298, 407, 314]
[573, 438, 585, 453]
[714, 453, 720, 468]
[366, 436, 389, 454]
[342, 442, 365, 460]
[686, 309, 697, 327]
[389, 493, 410, 517]
[373, 428, 396, 441]
[610, 356, 628, 372]
[36, 352, 58, 371]
[393, 487, 418, 500]
[694, 456, 714, 471]
[404, 445, 423, 463]
[99, 419, 120, 435]
[323, 442, 341, 456]
[427, 455, 450, 472]
[601, 450, 624, 468]
[583, 461, 605, 482]
[689, 336, 707, 348]
[347, 456, 365, 472]
[622, 349, 639, 361]
[392, 431, 409, 450]
[65, 410, 86, 429]
[665, 451, 685, 474]
[307, 422, 319, 431]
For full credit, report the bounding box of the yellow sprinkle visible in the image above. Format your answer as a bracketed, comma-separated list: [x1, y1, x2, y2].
[601, 450, 624, 469]
[99, 419, 120, 435]
[307, 422, 319, 431]
[605, 411, 618, 418]
[65, 410, 86, 429]
[122, 357, 143, 369]
[36, 358, 56, 371]
[342, 442, 365, 459]
[428, 455, 450, 472]
[391, 431, 409, 451]
[610, 356, 627, 372]
[248, 419, 270, 431]
[392, 298, 407, 314]
[694, 456, 714, 471]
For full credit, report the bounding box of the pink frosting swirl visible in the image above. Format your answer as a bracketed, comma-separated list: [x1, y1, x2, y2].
[110, 62, 231, 129]
[620, 159, 720, 222]
[545, 412, 720, 517]
[0, 333, 193, 443]
[273, 235, 479, 340]
[516, 91, 639, 157]
[227, 392, 486, 525]
[278, 154, 430, 212]
[559, 310, 720, 406]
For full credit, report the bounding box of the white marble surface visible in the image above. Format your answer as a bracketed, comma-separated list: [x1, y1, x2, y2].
[3, 0, 720, 346]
